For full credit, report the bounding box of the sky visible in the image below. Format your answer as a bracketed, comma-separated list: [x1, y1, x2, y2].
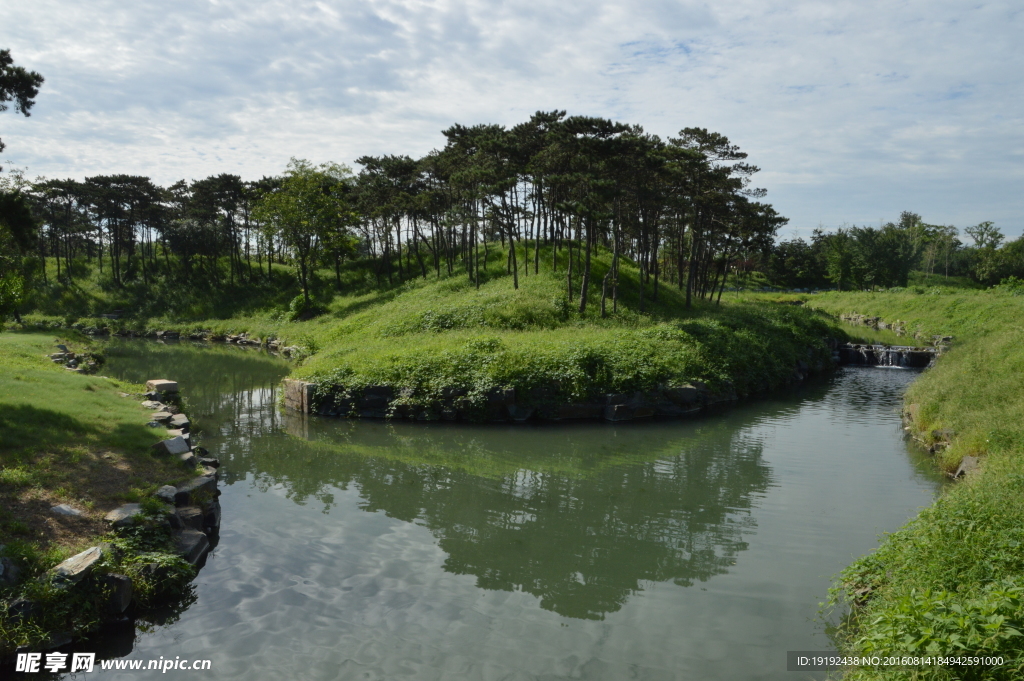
[1, 0, 1022, 240]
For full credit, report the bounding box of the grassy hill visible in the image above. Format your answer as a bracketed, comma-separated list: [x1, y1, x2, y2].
[14, 244, 846, 417]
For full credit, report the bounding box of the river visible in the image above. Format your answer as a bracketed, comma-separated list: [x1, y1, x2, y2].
[85, 340, 943, 680]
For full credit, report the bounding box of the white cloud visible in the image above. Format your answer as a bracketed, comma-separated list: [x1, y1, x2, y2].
[2, 0, 1021, 236]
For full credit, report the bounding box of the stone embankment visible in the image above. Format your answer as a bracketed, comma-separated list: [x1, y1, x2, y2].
[3, 379, 221, 654]
[283, 347, 829, 424]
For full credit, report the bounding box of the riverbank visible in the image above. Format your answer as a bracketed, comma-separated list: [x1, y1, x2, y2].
[11, 248, 851, 423]
[808, 290, 1024, 679]
[0, 332, 216, 656]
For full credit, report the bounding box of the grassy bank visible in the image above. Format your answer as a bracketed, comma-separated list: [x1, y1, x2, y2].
[808, 290, 1024, 679]
[0, 332, 195, 653]
[11, 246, 847, 419]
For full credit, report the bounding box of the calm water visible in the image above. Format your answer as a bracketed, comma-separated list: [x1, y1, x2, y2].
[87, 341, 943, 680]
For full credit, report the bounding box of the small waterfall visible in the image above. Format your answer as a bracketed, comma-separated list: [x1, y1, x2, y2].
[838, 343, 935, 368]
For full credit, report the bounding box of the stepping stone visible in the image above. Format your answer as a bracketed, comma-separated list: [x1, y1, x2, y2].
[104, 503, 144, 529]
[168, 414, 190, 429]
[146, 379, 178, 393]
[150, 410, 173, 423]
[152, 436, 191, 456]
[141, 400, 166, 410]
[51, 504, 84, 517]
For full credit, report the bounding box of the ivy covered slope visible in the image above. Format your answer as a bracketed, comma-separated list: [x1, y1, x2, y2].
[288, 245, 843, 416]
[809, 288, 1024, 680]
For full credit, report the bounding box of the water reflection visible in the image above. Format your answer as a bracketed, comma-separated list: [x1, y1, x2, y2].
[88, 341, 943, 680]
[102, 340, 773, 619]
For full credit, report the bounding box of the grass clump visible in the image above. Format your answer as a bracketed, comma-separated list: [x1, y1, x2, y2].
[810, 290, 1024, 679]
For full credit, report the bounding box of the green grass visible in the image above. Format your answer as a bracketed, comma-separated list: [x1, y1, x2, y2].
[0, 332, 190, 537]
[14, 245, 847, 418]
[809, 290, 1024, 679]
[280, 246, 844, 412]
[0, 331, 201, 653]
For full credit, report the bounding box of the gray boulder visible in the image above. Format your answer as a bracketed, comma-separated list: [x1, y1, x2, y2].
[173, 529, 210, 565]
[150, 410, 174, 424]
[51, 503, 84, 517]
[50, 546, 104, 585]
[179, 451, 198, 468]
[174, 475, 218, 506]
[104, 503, 144, 529]
[168, 413, 190, 430]
[102, 573, 133, 614]
[0, 557, 21, 586]
[152, 436, 190, 456]
[202, 500, 222, 532]
[154, 485, 177, 505]
[145, 379, 178, 393]
[177, 506, 205, 531]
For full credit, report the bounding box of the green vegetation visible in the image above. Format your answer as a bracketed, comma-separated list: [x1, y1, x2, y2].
[0, 332, 195, 654]
[809, 290, 1024, 679]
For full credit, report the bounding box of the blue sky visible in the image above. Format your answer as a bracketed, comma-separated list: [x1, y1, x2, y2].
[2, 0, 1022, 239]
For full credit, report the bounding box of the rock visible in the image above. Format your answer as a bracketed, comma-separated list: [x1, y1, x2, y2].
[50, 546, 104, 585]
[552, 403, 603, 420]
[102, 573, 133, 614]
[632, 405, 656, 419]
[104, 503, 144, 529]
[174, 476, 218, 506]
[150, 410, 174, 424]
[283, 378, 315, 413]
[198, 456, 220, 468]
[0, 557, 21, 586]
[7, 597, 41, 622]
[200, 466, 218, 479]
[202, 500, 222, 531]
[165, 428, 189, 441]
[141, 400, 166, 410]
[507, 405, 535, 422]
[953, 456, 980, 479]
[146, 379, 178, 393]
[179, 451, 198, 467]
[51, 503, 84, 517]
[357, 385, 394, 410]
[152, 436, 191, 456]
[154, 485, 177, 505]
[50, 352, 67, 361]
[56, 344, 69, 352]
[664, 385, 699, 405]
[603, 404, 634, 421]
[177, 506, 204, 531]
[168, 413, 190, 430]
[173, 529, 210, 565]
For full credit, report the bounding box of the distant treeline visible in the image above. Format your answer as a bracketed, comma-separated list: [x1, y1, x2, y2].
[765, 214, 1022, 290]
[1, 111, 786, 316]
[1, 110, 1017, 324]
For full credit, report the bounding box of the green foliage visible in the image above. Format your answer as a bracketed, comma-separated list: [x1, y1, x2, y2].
[813, 291, 1024, 679]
